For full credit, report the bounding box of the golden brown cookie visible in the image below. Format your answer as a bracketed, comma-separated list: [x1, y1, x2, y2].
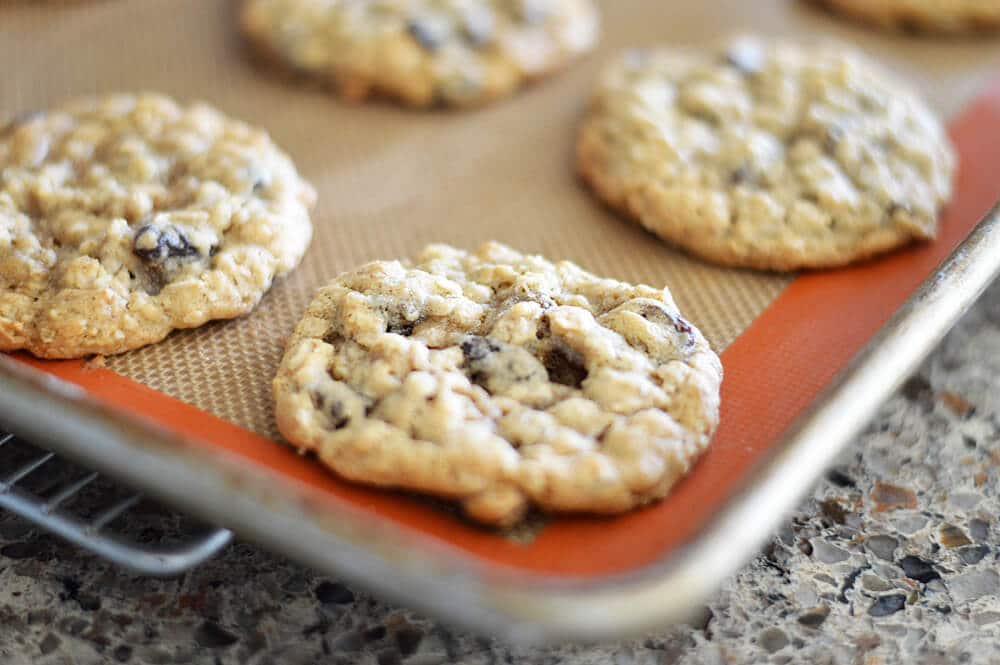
[273, 242, 721, 525]
[576, 37, 956, 272]
[240, 0, 600, 108]
[812, 0, 1000, 35]
[0, 93, 316, 359]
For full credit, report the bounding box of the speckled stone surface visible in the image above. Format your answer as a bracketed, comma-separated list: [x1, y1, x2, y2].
[3, 280, 1000, 664]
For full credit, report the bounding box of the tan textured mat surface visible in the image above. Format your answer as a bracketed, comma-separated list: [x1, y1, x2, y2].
[3, 0, 998, 439]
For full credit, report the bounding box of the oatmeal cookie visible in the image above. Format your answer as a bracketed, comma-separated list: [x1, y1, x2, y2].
[240, 0, 600, 108]
[576, 37, 956, 271]
[0, 93, 316, 359]
[811, 0, 1000, 35]
[273, 242, 721, 526]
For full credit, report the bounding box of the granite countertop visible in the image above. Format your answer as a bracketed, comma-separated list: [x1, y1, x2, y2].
[2, 282, 1000, 665]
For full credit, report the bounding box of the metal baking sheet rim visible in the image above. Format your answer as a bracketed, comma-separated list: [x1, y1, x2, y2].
[1, 202, 997, 645]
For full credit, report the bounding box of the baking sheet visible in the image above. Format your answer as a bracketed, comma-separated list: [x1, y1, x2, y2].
[3, 0, 1000, 637]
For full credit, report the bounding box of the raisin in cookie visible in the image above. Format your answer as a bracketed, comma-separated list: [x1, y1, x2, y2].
[273, 242, 721, 526]
[811, 0, 1000, 35]
[576, 37, 956, 272]
[240, 0, 600, 108]
[0, 93, 315, 359]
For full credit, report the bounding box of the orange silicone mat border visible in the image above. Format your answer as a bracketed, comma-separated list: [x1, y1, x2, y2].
[10, 75, 1000, 579]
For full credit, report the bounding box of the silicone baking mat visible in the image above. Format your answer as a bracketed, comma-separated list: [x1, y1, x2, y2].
[3, 0, 1000, 580]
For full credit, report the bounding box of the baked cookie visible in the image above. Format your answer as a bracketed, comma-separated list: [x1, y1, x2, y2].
[811, 0, 1000, 35]
[0, 93, 315, 359]
[576, 37, 956, 271]
[274, 242, 722, 526]
[240, 0, 600, 108]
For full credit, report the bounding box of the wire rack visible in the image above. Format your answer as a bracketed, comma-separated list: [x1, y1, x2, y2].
[0, 429, 232, 576]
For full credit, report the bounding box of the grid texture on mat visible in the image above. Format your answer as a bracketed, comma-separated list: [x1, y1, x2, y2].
[3, 0, 994, 439]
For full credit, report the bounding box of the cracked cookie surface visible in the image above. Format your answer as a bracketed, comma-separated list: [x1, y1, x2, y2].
[812, 0, 1000, 35]
[0, 93, 316, 359]
[273, 242, 722, 526]
[240, 0, 600, 108]
[576, 37, 956, 272]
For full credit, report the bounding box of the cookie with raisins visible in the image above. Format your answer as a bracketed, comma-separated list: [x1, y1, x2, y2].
[811, 0, 1000, 35]
[576, 37, 956, 271]
[0, 93, 315, 358]
[239, 0, 600, 108]
[273, 242, 721, 525]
